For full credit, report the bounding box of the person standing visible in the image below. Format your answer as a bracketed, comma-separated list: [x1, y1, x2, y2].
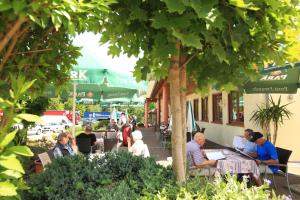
[128, 115, 136, 131]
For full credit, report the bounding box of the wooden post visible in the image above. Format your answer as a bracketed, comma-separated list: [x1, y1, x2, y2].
[162, 83, 169, 124]
[144, 99, 149, 128]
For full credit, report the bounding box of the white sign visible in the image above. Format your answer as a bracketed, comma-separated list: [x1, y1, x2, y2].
[70, 70, 87, 80]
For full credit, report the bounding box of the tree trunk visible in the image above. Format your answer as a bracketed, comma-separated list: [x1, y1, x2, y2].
[169, 41, 187, 182]
[169, 66, 186, 182]
[179, 61, 187, 174]
[273, 123, 278, 145]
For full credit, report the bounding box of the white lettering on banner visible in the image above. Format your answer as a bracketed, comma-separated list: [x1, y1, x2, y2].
[78, 70, 87, 80]
[68, 91, 85, 97]
[252, 86, 289, 92]
[70, 70, 87, 80]
[260, 74, 287, 81]
[70, 71, 78, 79]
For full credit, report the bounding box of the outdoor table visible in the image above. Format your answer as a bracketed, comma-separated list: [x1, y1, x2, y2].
[204, 149, 260, 178]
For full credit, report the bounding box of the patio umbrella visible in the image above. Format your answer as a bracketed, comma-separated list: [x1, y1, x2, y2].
[45, 67, 147, 101]
[244, 63, 300, 94]
[186, 101, 196, 141]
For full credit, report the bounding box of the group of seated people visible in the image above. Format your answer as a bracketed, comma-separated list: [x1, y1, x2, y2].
[187, 129, 279, 185]
[53, 126, 96, 158]
[53, 118, 148, 159]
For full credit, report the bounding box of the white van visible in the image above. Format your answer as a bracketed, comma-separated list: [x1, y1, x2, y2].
[41, 115, 73, 133]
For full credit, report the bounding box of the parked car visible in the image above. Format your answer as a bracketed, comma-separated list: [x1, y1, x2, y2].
[42, 122, 65, 134]
[27, 124, 43, 135]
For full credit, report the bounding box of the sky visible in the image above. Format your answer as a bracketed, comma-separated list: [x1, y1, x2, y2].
[72, 32, 138, 74]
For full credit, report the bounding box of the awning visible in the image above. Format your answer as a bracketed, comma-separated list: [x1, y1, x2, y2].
[244, 63, 300, 94]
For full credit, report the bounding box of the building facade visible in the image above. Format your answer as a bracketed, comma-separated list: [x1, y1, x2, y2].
[146, 81, 300, 174]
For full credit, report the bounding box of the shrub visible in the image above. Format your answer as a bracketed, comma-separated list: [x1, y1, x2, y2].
[25, 152, 285, 200]
[144, 174, 285, 200]
[25, 152, 175, 200]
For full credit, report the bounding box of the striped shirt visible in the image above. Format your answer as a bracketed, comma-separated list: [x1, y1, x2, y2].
[186, 140, 205, 167]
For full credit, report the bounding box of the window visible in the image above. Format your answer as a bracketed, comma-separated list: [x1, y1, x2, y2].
[201, 97, 208, 121]
[212, 93, 222, 123]
[193, 99, 199, 121]
[228, 91, 244, 124]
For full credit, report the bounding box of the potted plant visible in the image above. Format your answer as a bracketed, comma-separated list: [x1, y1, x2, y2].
[250, 96, 293, 144]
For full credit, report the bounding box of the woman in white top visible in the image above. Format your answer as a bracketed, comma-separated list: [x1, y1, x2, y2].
[127, 130, 149, 157]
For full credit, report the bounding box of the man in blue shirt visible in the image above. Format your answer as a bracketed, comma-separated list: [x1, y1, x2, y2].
[250, 132, 279, 175]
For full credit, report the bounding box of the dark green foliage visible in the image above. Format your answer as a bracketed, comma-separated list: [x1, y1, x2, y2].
[25, 152, 175, 200]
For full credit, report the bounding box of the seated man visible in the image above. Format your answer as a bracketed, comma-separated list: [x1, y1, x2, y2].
[243, 129, 257, 156]
[186, 132, 216, 175]
[76, 126, 97, 153]
[76, 126, 96, 146]
[108, 119, 119, 132]
[53, 132, 75, 158]
[250, 132, 279, 185]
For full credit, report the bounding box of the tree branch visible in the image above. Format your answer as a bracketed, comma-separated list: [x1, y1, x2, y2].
[10, 48, 53, 56]
[179, 51, 199, 68]
[0, 26, 29, 72]
[0, 17, 27, 53]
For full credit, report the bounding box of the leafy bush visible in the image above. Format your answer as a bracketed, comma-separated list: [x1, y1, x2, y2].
[144, 174, 284, 200]
[25, 152, 175, 200]
[25, 151, 286, 200]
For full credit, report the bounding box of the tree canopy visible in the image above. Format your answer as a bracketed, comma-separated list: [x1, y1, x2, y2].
[98, 0, 300, 181]
[100, 0, 300, 89]
[0, 0, 113, 96]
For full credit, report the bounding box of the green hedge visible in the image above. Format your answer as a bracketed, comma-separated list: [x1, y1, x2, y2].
[25, 152, 284, 200]
[25, 152, 175, 200]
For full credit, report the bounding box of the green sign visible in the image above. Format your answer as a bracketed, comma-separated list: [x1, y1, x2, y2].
[244, 64, 300, 94]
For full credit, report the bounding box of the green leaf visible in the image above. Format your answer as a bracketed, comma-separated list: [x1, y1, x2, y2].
[0, 0, 12, 12]
[7, 146, 33, 157]
[9, 90, 14, 99]
[0, 181, 17, 196]
[0, 156, 25, 173]
[28, 14, 41, 26]
[20, 79, 36, 94]
[51, 14, 62, 31]
[61, 10, 71, 20]
[12, 0, 26, 13]
[172, 30, 202, 49]
[151, 13, 169, 29]
[108, 45, 121, 57]
[162, 0, 186, 14]
[1, 170, 22, 179]
[229, 0, 259, 11]
[212, 42, 227, 63]
[17, 113, 45, 124]
[68, 21, 75, 35]
[190, 0, 218, 18]
[0, 130, 17, 148]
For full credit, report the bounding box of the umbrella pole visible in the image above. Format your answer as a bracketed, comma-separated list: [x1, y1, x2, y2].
[72, 83, 77, 138]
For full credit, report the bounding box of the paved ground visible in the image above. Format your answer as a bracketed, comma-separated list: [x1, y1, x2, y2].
[141, 127, 300, 199]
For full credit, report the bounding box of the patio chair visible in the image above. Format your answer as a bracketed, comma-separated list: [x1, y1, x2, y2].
[262, 147, 293, 197]
[104, 138, 118, 152]
[38, 150, 53, 167]
[187, 152, 215, 180]
[76, 137, 93, 154]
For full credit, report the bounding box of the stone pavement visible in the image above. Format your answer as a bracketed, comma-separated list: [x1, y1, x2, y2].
[140, 127, 300, 199]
